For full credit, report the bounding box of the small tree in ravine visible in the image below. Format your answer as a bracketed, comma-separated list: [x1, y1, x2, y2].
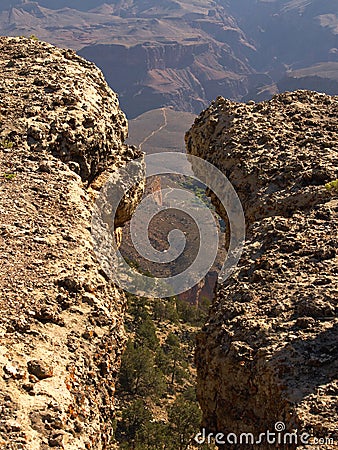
[134, 420, 169, 449]
[152, 298, 179, 323]
[118, 340, 165, 397]
[125, 294, 150, 328]
[163, 332, 187, 385]
[118, 399, 153, 446]
[168, 396, 202, 450]
[115, 289, 215, 449]
[135, 316, 160, 350]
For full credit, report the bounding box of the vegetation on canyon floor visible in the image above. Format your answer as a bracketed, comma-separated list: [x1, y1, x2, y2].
[114, 293, 215, 449]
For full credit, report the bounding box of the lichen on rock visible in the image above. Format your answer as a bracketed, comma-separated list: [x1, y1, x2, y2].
[0, 36, 144, 449]
[186, 91, 338, 449]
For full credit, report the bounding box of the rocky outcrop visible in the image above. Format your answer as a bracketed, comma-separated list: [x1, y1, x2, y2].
[186, 91, 338, 448]
[0, 36, 143, 449]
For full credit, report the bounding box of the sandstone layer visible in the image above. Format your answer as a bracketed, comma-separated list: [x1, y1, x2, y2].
[186, 91, 338, 449]
[0, 36, 143, 449]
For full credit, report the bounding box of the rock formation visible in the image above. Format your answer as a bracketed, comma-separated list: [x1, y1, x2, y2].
[186, 91, 338, 448]
[79, 40, 258, 119]
[0, 0, 265, 118]
[0, 36, 143, 449]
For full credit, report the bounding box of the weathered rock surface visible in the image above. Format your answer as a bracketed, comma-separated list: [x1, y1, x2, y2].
[186, 91, 338, 448]
[0, 36, 143, 449]
[0, 36, 135, 182]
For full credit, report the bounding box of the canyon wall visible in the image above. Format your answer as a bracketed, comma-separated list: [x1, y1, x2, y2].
[186, 91, 338, 449]
[1, 1, 338, 119]
[0, 37, 143, 449]
[278, 63, 338, 99]
[79, 41, 261, 119]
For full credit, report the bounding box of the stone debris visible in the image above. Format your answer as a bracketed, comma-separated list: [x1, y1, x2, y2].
[27, 360, 53, 380]
[3, 363, 25, 380]
[186, 90, 338, 449]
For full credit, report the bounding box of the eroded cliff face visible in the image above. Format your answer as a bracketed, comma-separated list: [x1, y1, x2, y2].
[1, 0, 338, 119]
[0, 37, 143, 449]
[79, 41, 259, 119]
[278, 64, 338, 99]
[186, 91, 338, 449]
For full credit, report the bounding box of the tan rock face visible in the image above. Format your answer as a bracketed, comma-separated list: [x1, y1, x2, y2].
[0, 36, 137, 183]
[0, 37, 144, 449]
[186, 91, 338, 449]
[186, 91, 337, 223]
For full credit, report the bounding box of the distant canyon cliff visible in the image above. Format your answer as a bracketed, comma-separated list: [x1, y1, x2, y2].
[0, 0, 337, 118]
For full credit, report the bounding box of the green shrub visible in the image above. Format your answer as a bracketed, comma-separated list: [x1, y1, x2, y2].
[0, 139, 14, 149]
[135, 316, 160, 350]
[118, 340, 165, 397]
[168, 396, 202, 450]
[2, 173, 16, 180]
[325, 179, 338, 192]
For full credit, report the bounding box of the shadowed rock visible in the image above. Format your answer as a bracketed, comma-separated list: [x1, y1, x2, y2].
[186, 90, 338, 449]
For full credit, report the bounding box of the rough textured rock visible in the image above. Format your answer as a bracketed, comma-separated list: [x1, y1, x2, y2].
[186, 91, 338, 449]
[0, 36, 135, 183]
[0, 36, 143, 449]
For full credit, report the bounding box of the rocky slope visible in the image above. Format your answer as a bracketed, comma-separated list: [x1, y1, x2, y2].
[186, 91, 338, 448]
[0, 36, 143, 449]
[127, 107, 196, 154]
